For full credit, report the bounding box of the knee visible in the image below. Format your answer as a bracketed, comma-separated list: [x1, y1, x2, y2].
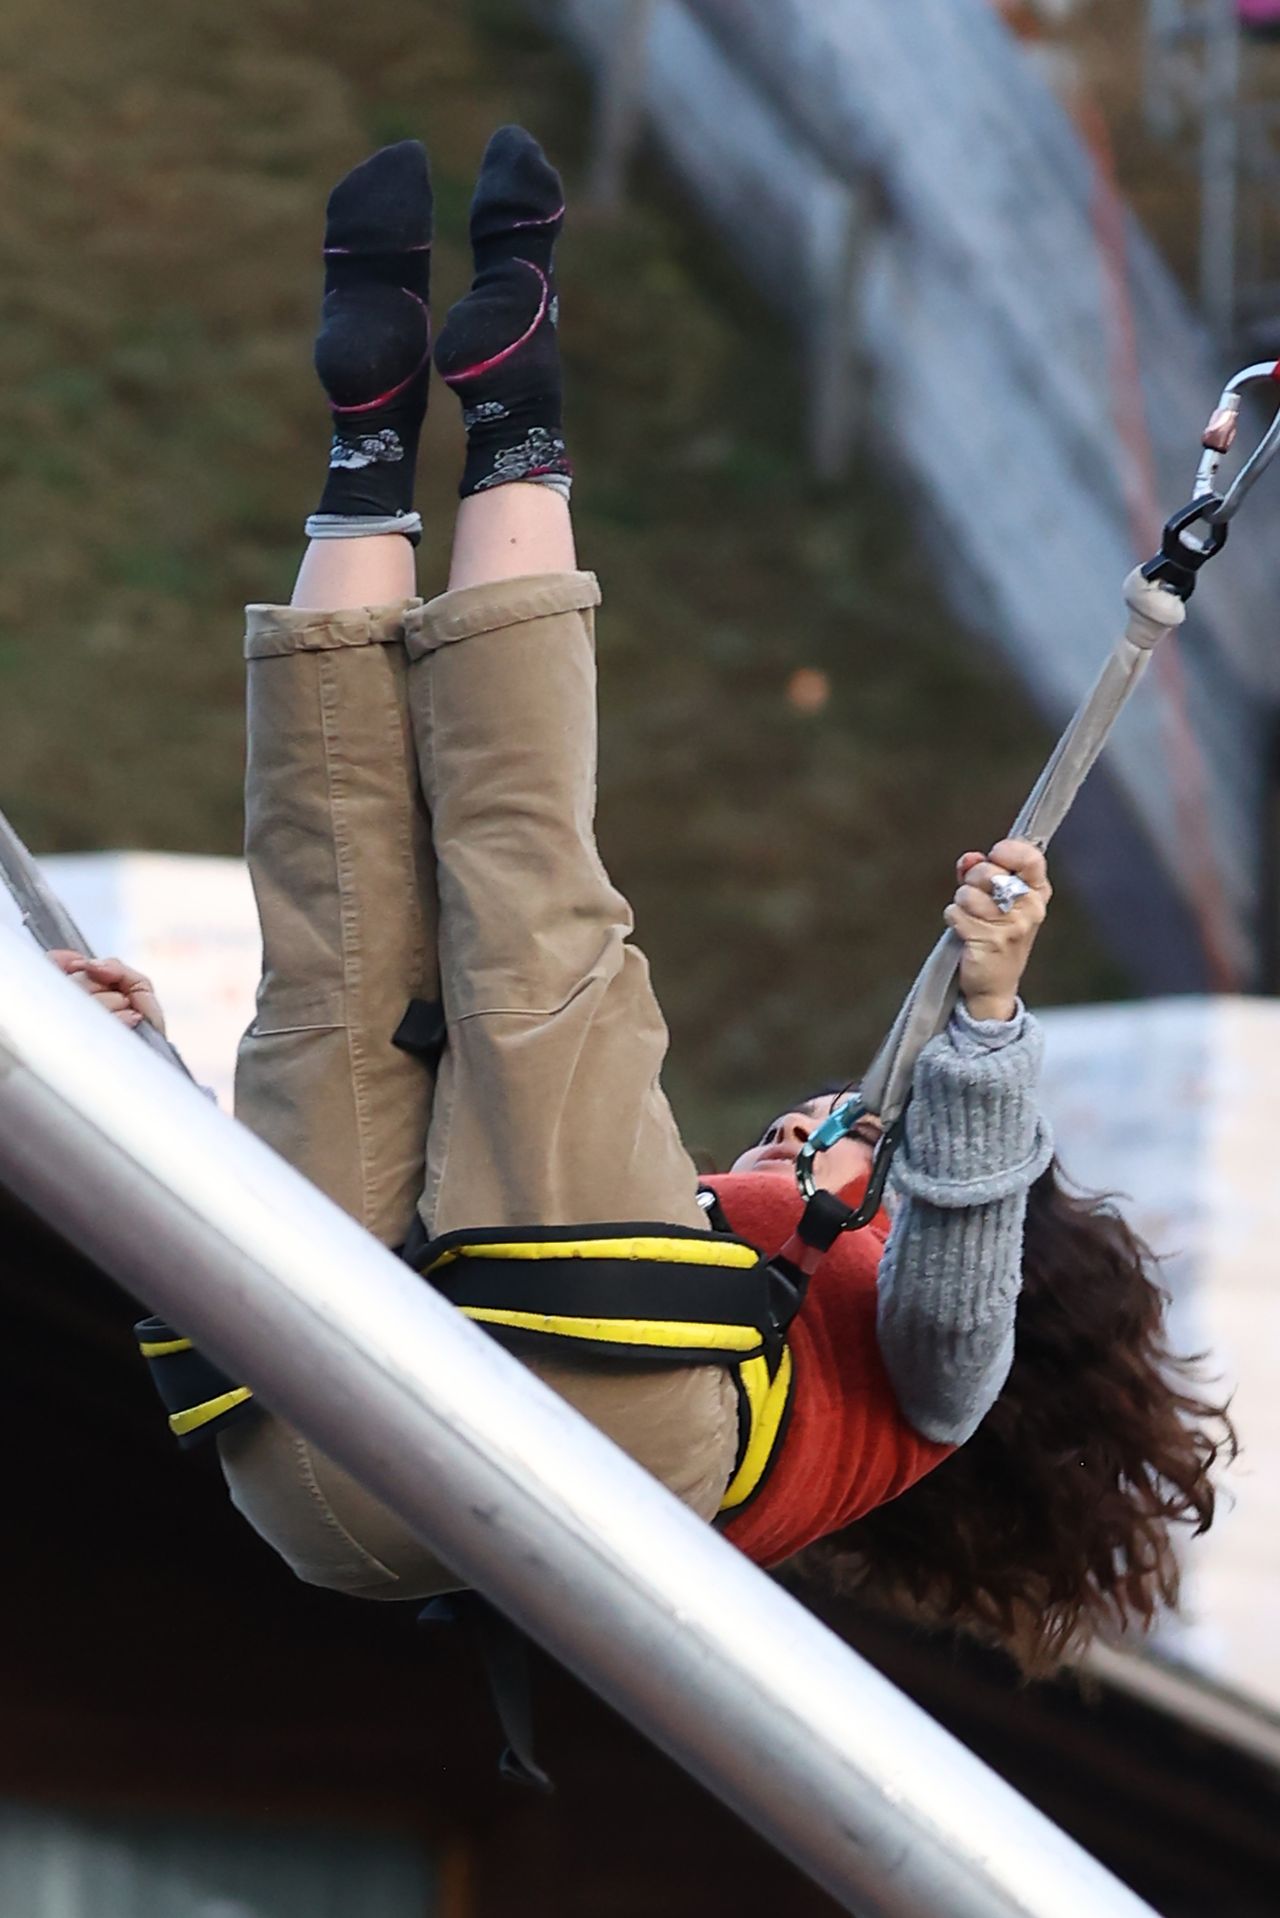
[524, 1357, 739, 1521]
[218, 1415, 461, 1601]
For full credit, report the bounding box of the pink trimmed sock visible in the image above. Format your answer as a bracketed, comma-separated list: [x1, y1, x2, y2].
[434, 127, 571, 500]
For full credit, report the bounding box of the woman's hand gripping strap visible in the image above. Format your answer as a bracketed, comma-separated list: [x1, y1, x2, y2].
[793, 566, 1187, 1243]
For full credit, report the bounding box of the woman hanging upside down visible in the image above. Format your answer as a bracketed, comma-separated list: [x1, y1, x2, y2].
[57, 130, 1234, 1675]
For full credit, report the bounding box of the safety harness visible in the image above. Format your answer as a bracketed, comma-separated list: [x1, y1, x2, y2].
[133, 1202, 824, 1790]
[134, 1197, 840, 1522]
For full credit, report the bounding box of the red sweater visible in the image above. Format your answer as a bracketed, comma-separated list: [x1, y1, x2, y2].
[703, 1171, 953, 1568]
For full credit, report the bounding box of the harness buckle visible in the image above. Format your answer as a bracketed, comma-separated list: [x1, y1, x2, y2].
[1140, 498, 1228, 602]
[794, 1097, 904, 1233]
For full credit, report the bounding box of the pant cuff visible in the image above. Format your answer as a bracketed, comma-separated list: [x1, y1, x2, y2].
[406, 571, 601, 660]
[244, 598, 424, 660]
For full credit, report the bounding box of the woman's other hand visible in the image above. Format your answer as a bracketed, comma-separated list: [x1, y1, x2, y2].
[48, 950, 168, 1035]
[943, 838, 1051, 1022]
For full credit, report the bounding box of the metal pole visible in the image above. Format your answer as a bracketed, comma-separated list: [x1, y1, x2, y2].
[1200, 0, 1241, 344]
[0, 806, 193, 1079]
[0, 926, 1157, 1918]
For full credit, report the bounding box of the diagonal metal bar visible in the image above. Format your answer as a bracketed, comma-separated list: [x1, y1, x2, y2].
[0, 806, 194, 1079]
[0, 807, 94, 955]
[0, 926, 1156, 1918]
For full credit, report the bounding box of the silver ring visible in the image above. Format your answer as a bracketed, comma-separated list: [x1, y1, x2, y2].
[989, 873, 1031, 915]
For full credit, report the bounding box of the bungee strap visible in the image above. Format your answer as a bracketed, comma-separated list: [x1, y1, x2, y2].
[857, 567, 1188, 1134]
[796, 562, 1205, 1214]
[798, 366, 1280, 1216]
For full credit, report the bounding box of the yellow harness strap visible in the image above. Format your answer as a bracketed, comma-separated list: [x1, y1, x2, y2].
[138, 1219, 801, 1516]
[421, 1221, 799, 1518]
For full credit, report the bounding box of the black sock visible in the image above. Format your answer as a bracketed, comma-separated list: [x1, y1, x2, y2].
[310, 140, 433, 535]
[434, 126, 572, 499]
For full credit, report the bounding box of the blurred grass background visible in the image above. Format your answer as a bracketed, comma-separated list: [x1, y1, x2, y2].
[0, 0, 1130, 1160]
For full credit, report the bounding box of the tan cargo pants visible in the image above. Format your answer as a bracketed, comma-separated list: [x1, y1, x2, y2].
[220, 572, 739, 1598]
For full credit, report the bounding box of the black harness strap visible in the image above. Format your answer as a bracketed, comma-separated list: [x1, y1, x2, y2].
[419, 1593, 552, 1793]
[392, 997, 447, 1071]
[415, 1220, 792, 1369]
[134, 1317, 258, 1449]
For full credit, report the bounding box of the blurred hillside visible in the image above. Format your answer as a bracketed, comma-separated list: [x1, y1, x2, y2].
[0, 0, 1127, 1159]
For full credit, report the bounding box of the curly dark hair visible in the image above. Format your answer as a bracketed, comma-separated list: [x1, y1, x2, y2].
[795, 1159, 1237, 1673]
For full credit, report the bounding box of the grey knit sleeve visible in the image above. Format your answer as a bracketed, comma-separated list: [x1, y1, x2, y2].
[874, 1001, 1054, 1447]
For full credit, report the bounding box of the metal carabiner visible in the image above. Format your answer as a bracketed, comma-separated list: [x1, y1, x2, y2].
[794, 1096, 904, 1232]
[1192, 359, 1280, 527]
[1142, 359, 1280, 600]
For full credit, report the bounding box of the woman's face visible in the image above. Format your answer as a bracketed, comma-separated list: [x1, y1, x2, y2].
[731, 1093, 879, 1194]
